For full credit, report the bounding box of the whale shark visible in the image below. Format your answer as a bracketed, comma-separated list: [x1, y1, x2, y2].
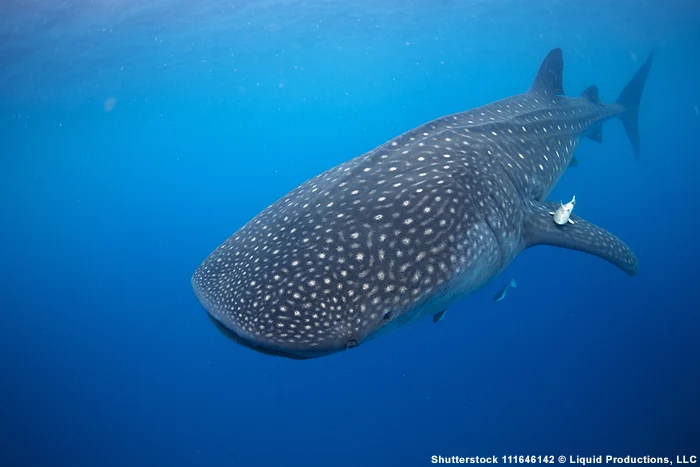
[192, 48, 652, 359]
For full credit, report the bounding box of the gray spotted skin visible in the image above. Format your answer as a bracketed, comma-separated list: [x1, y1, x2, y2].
[192, 134, 506, 358]
[192, 48, 651, 359]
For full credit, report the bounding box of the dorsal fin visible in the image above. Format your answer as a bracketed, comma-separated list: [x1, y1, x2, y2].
[581, 85, 601, 104]
[530, 48, 565, 97]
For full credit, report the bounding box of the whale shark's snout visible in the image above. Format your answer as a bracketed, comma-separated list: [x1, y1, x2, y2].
[191, 250, 389, 359]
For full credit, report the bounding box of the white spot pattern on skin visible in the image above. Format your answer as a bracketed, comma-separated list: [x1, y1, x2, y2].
[192, 63, 635, 359]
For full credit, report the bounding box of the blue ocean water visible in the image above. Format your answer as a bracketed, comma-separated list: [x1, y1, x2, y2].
[1, 0, 699, 465]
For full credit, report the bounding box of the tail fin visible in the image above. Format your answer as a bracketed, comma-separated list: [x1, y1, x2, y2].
[509, 278, 517, 289]
[616, 51, 654, 158]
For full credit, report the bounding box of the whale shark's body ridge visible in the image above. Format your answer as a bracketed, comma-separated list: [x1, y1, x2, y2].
[192, 48, 652, 359]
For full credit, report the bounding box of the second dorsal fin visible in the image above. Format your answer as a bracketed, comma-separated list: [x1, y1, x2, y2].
[581, 85, 602, 104]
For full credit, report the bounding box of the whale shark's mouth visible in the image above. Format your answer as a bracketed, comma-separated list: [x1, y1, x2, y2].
[192, 273, 352, 360]
[204, 311, 313, 360]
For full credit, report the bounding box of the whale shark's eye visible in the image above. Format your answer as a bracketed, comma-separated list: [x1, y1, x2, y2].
[345, 339, 359, 349]
[383, 311, 393, 321]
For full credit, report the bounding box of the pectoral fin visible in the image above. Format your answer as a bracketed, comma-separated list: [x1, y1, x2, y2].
[522, 202, 639, 276]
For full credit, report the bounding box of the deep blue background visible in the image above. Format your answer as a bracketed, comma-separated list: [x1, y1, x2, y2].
[1, 1, 699, 466]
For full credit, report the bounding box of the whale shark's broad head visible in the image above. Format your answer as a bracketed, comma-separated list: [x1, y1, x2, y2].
[192, 146, 510, 359]
[193, 48, 651, 359]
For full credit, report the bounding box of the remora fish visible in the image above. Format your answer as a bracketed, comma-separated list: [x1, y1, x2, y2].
[493, 278, 517, 302]
[192, 48, 651, 359]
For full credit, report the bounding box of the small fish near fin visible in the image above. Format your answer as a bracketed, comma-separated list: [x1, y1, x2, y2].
[568, 156, 579, 168]
[581, 85, 602, 104]
[493, 278, 515, 302]
[433, 309, 447, 323]
[530, 48, 565, 97]
[493, 289, 507, 302]
[522, 202, 639, 276]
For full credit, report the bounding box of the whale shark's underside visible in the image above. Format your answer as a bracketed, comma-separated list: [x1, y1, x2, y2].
[192, 48, 653, 359]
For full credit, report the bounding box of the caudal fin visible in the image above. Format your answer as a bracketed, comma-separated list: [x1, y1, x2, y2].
[616, 51, 654, 158]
